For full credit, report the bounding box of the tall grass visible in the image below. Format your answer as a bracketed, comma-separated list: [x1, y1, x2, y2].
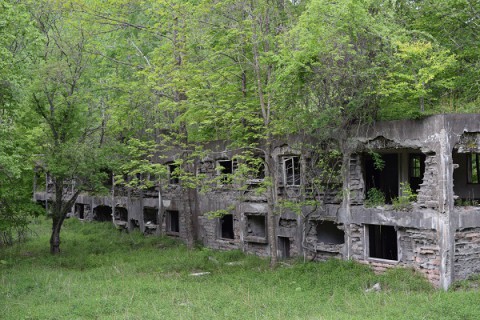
[1, 217, 480, 319]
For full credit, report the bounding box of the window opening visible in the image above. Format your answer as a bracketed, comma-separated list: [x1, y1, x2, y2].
[409, 153, 425, 193]
[143, 207, 158, 224]
[256, 160, 265, 179]
[284, 156, 300, 186]
[144, 173, 157, 192]
[367, 224, 398, 261]
[467, 153, 480, 184]
[93, 205, 112, 222]
[217, 159, 237, 184]
[168, 163, 179, 184]
[75, 204, 85, 220]
[278, 236, 291, 259]
[364, 153, 398, 203]
[166, 210, 180, 233]
[246, 157, 265, 181]
[316, 221, 344, 244]
[101, 169, 113, 189]
[220, 214, 234, 239]
[245, 214, 267, 239]
[114, 207, 128, 221]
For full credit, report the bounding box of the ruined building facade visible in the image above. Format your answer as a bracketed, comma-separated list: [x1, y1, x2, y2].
[34, 114, 480, 289]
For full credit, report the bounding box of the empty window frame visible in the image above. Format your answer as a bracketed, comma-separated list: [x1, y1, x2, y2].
[254, 159, 266, 180]
[75, 204, 85, 220]
[367, 224, 398, 261]
[467, 153, 480, 184]
[143, 207, 158, 224]
[245, 214, 267, 239]
[101, 169, 114, 189]
[278, 236, 291, 259]
[114, 207, 128, 221]
[410, 155, 422, 178]
[316, 221, 345, 245]
[283, 156, 301, 186]
[409, 153, 426, 193]
[219, 214, 234, 239]
[364, 153, 399, 203]
[93, 205, 112, 222]
[245, 157, 265, 182]
[168, 163, 179, 184]
[166, 210, 180, 233]
[217, 159, 237, 184]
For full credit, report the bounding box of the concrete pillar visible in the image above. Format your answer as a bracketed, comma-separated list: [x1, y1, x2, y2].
[438, 127, 455, 290]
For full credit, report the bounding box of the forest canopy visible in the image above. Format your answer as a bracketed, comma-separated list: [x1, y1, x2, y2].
[0, 0, 478, 250]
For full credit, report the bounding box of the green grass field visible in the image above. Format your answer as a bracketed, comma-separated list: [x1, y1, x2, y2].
[1, 218, 480, 320]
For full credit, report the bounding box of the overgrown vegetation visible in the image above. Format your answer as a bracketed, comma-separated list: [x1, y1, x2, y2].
[455, 198, 480, 207]
[1, 0, 479, 255]
[365, 188, 386, 208]
[2, 218, 480, 319]
[392, 183, 417, 211]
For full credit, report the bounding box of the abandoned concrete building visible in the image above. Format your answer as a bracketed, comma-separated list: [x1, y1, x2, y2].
[34, 113, 480, 289]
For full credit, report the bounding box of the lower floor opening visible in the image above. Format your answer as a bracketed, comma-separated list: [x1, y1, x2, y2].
[114, 207, 128, 221]
[316, 220, 345, 244]
[278, 236, 291, 259]
[245, 214, 266, 240]
[143, 207, 158, 225]
[367, 224, 398, 261]
[166, 210, 180, 234]
[93, 205, 112, 222]
[75, 204, 85, 219]
[220, 214, 234, 239]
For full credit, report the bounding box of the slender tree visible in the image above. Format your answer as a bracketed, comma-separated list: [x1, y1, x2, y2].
[28, 1, 112, 253]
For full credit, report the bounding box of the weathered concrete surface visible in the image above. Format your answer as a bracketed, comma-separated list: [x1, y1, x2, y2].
[349, 206, 439, 229]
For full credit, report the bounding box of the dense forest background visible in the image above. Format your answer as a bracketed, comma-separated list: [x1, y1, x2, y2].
[1, 0, 479, 249]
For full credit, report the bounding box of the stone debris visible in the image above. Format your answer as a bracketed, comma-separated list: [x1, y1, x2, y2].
[190, 272, 211, 276]
[365, 283, 381, 292]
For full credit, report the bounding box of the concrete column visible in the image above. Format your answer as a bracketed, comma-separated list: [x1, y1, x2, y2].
[342, 151, 352, 260]
[438, 127, 455, 290]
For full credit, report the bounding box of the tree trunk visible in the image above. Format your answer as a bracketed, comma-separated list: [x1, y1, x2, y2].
[49, 179, 80, 254]
[50, 214, 66, 254]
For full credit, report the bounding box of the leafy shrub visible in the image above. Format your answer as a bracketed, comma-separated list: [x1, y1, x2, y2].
[392, 183, 416, 211]
[365, 188, 386, 207]
[455, 198, 479, 207]
[368, 151, 385, 171]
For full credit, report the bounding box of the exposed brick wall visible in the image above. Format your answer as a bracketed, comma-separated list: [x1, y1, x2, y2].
[244, 242, 270, 257]
[304, 219, 344, 261]
[399, 228, 440, 285]
[348, 154, 365, 205]
[349, 224, 364, 260]
[198, 215, 241, 252]
[454, 228, 480, 281]
[417, 154, 440, 209]
[350, 224, 441, 286]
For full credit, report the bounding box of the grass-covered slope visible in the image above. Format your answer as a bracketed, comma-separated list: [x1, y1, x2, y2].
[1, 218, 480, 319]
